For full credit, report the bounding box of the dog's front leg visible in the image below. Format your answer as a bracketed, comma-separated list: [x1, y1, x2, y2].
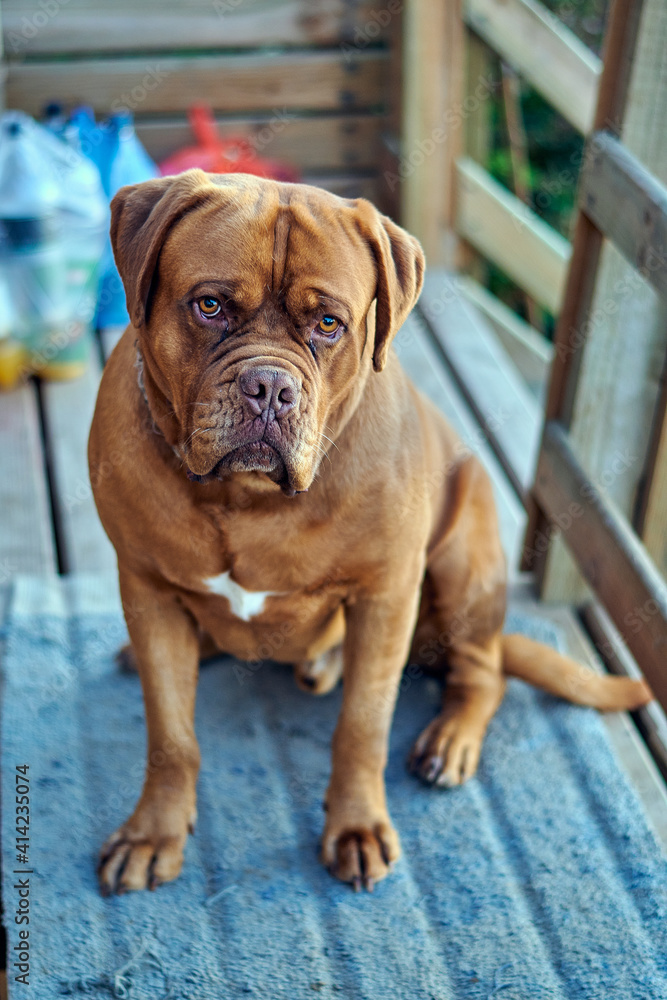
[98, 568, 201, 895]
[322, 574, 422, 891]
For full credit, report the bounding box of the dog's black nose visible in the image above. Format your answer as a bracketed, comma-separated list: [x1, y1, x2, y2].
[239, 367, 300, 418]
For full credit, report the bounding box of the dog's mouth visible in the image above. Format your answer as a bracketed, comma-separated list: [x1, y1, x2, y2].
[220, 440, 284, 475]
[186, 440, 294, 492]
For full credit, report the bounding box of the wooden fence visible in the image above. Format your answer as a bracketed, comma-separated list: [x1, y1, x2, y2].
[1, 0, 398, 205]
[403, 0, 667, 717]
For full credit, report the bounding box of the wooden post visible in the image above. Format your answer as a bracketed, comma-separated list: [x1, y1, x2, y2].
[0, 4, 5, 112]
[400, 0, 464, 266]
[377, 0, 404, 220]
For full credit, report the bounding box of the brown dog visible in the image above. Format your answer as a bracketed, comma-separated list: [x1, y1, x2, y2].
[89, 170, 650, 895]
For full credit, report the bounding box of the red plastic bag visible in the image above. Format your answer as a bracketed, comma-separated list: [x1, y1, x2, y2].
[159, 104, 299, 181]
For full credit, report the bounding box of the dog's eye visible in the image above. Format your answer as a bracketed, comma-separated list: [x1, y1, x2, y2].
[317, 316, 340, 336]
[198, 296, 222, 318]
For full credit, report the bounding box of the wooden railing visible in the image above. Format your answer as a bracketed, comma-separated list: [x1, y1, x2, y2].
[401, 0, 667, 716]
[401, 0, 603, 350]
[403, 0, 665, 440]
[455, 155, 570, 315]
[463, 0, 601, 134]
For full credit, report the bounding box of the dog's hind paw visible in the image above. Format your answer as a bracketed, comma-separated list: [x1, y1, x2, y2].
[115, 643, 138, 674]
[294, 645, 343, 695]
[409, 712, 485, 788]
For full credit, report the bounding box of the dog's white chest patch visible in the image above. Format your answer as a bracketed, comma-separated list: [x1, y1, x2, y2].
[204, 571, 278, 621]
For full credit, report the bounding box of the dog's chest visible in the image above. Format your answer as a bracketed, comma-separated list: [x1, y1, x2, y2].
[203, 570, 279, 622]
[195, 502, 338, 602]
[182, 561, 345, 663]
[180, 500, 349, 653]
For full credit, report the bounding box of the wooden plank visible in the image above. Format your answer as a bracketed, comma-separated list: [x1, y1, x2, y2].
[533, 420, 667, 710]
[455, 156, 571, 315]
[400, 0, 465, 267]
[580, 130, 667, 300]
[513, 587, 667, 849]
[521, 0, 646, 579]
[373, 0, 403, 218]
[581, 599, 667, 786]
[463, 0, 601, 134]
[302, 172, 379, 201]
[598, 691, 667, 849]
[532, 0, 665, 601]
[2, 0, 390, 55]
[396, 313, 526, 566]
[419, 270, 542, 502]
[0, 4, 5, 115]
[0, 382, 57, 575]
[40, 351, 116, 574]
[456, 31, 495, 284]
[6, 50, 388, 117]
[637, 358, 667, 575]
[458, 275, 552, 395]
[135, 112, 382, 171]
[465, 32, 494, 166]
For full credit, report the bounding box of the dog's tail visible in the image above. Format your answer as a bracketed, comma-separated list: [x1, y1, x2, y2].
[501, 633, 652, 711]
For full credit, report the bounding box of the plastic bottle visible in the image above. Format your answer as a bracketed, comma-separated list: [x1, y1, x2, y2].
[108, 111, 158, 192]
[0, 229, 20, 390]
[33, 118, 110, 375]
[42, 102, 66, 138]
[69, 106, 115, 194]
[95, 111, 159, 329]
[0, 114, 69, 384]
[58, 126, 109, 346]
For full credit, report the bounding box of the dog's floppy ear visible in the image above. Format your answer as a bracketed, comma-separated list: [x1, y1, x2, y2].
[110, 169, 212, 328]
[356, 202, 426, 373]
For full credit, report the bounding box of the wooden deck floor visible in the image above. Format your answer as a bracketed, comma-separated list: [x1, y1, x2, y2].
[1, 289, 666, 990]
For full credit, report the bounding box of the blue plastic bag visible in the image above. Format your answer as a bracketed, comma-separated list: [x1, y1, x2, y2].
[71, 108, 159, 328]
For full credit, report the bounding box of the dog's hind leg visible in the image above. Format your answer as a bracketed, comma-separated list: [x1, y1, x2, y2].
[293, 605, 345, 694]
[408, 452, 508, 787]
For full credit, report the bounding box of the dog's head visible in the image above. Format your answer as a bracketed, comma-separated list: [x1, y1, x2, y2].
[111, 169, 424, 494]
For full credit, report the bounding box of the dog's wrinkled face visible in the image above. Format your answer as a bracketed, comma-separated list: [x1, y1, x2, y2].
[111, 170, 424, 494]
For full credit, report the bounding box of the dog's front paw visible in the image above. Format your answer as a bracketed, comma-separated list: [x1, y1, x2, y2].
[321, 811, 400, 891]
[409, 711, 485, 788]
[98, 795, 196, 895]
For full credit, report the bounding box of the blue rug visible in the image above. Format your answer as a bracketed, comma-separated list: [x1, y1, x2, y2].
[2, 574, 667, 1000]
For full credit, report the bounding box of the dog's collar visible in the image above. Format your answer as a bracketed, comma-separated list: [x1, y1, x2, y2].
[135, 345, 183, 461]
[135, 345, 149, 409]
